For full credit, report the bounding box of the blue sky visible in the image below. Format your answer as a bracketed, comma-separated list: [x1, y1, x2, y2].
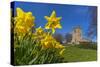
[12, 1, 97, 41]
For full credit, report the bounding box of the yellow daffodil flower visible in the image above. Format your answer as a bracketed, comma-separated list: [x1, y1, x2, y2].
[14, 7, 35, 35]
[32, 27, 49, 42]
[35, 26, 44, 35]
[44, 10, 62, 34]
[41, 34, 54, 48]
[41, 33, 64, 49]
[55, 42, 64, 49]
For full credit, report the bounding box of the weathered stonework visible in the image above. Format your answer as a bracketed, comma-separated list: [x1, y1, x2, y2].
[71, 26, 82, 44]
[71, 26, 90, 44]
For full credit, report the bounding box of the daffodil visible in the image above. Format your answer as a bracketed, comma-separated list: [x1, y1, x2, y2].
[55, 42, 64, 49]
[14, 7, 35, 35]
[35, 26, 44, 35]
[44, 10, 62, 34]
[32, 27, 47, 40]
[40, 33, 64, 49]
[41, 34, 54, 48]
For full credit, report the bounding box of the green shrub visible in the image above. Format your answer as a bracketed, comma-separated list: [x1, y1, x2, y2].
[76, 42, 97, 50]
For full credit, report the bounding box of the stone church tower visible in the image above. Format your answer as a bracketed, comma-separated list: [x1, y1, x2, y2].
[71, 26, 82, 44]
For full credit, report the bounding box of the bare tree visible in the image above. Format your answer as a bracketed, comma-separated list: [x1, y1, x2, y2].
[53, 33, 63, 44]
[65, 33, 72, 43]
[87, 7, 97, 39]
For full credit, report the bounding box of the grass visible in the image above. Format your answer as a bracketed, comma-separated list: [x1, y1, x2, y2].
[63, 45, 97, 62]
